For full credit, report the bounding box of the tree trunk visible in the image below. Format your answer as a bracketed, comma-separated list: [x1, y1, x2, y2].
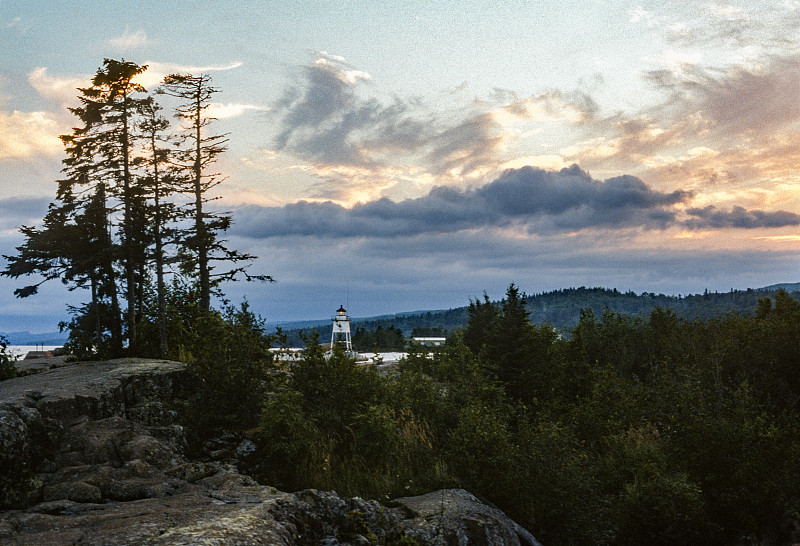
[121, 95, 136, 351]
[195, 92, 210, 314]
[100, 184, 123, 355]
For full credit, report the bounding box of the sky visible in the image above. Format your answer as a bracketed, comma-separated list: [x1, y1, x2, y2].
[2, 0, 800, 332]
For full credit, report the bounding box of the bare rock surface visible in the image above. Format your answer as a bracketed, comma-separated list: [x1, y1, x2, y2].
[13, 355, 72, 374]
[0, 358, 540, 545]
[392, 489, 542, 546]
[0, 358, 185, 419]
[0, 358, 187, 508]
[1, 481, 541, 545]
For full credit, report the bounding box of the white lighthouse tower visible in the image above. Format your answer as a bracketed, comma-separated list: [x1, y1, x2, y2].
[330, 305, 353, 354]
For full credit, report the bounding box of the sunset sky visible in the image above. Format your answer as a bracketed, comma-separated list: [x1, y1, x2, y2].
[2, 1, 800, 332]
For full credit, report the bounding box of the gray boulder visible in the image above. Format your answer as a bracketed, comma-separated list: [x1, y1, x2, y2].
[393, 489, 542, 546]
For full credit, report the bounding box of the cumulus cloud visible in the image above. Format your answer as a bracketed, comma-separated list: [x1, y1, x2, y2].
[684, 205, 800, 229]
[273, 52, 588, 186]
[646, 56, 800, 134]
[573, 111, 711, 168]
[499, 89, 598, 124]
[547, 2, 800, 189]
[28, 67, 89, 108]
[107, 27, 150, 50]
[135, 61, 243, 89]
[565, 50, 800, 200]
[206, 102, 269, 119]
[0, 68, 88, 161]
[0, 109, 63, 160]
[273, 52, 427, 168]
[425, 113, 504, 177]
[230, 164, 800, 241]
[27, 63, 261, 120]
[269, 52, 610, 206]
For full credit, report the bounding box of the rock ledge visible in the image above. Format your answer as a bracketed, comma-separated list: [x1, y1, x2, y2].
[0, 358, 540, 545]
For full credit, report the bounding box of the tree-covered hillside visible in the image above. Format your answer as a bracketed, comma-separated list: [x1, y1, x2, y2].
[524, 286, 789, 329]
[278, 285, 795, 345]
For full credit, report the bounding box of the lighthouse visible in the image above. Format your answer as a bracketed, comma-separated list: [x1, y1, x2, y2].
[330, 305, 353, 354]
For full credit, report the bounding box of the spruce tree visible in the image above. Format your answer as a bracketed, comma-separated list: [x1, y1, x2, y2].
[493, 284, 535, 400]
[136, 97, 181, 355]
[61, 58, 150, 350]
[159, 73, 269, 314]
[4, 60, 270, 357]
[2, 184, 122, 353]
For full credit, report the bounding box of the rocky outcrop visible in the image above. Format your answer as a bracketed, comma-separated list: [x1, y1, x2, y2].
[1, 477, 542, 545]
[0, 358, 540, 545]
[392, 489, 541, 545]
[0, 358, 187, 508]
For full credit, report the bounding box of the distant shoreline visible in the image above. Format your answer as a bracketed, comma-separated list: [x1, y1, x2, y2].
[6, 345, 63, 359]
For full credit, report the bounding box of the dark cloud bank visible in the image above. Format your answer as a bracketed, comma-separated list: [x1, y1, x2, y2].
[232, 165, 800, 239]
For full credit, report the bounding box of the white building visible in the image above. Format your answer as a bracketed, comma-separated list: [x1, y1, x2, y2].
[412, 337, 447, 347]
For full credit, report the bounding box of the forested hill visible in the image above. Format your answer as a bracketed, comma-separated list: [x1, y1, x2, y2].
[522, 285, 797, 330]
[278, 284, 800, 344]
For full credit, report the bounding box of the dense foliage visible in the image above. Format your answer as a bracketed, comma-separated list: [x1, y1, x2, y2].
[352, 325, 406, 351]
[256, 286, 800, 545]
[179, 301, 274, 443]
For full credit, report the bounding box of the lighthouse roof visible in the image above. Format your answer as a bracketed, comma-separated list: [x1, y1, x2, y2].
[337, 306, 347, 313]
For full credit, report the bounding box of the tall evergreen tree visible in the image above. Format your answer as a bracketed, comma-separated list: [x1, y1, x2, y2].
[2, 184, 122, 353]
[60, 58, 150, 350]
[136, 97, 181, 355]
[492, 284, 535, 399]
[159, 73, 269, 314]
[4, 59, 269, 357]
[463, 292, 499, 355]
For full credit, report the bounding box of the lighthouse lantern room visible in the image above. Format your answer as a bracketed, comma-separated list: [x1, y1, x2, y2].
[330, 305, 353, 353]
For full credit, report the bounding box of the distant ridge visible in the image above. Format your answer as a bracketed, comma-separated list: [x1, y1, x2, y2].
[0, 331, 68, 346]
[759, 282, 800, 292]
[274, 283, 800, 345]
[8, 284, 797, 347]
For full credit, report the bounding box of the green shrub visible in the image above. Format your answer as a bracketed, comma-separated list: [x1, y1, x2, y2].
[181, 301, 273, 443]
[256, 343, 452, 499]
[0, 336, 16, 381]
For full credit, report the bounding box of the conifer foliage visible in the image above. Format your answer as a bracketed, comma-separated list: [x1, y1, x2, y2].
[2, 59, 267, 358]
[158, 73, 271, 316]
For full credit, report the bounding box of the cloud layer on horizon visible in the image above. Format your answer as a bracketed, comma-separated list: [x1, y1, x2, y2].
[230, 165, 800, 240]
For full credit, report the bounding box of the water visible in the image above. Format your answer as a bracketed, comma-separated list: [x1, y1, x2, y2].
[5, 345, 63, 360]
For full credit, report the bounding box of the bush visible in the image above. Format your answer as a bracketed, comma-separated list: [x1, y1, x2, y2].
[181, 301, 273, 443]
[246, 286, 800, 544]
[256, 343, 451, 499]
[0, 336, 16, 380]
